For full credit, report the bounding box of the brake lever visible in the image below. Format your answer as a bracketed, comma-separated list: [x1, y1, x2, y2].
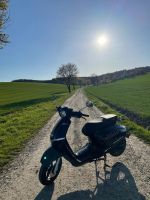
[82, 116, 87, 120]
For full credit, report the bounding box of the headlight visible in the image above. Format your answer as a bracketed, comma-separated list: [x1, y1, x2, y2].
[59, 110, 66, 118]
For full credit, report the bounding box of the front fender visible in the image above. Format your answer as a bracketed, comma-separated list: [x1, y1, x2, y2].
[40, 146, 61, 166]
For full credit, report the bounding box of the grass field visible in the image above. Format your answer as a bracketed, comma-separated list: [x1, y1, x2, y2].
[86, 73, 150, 122]
[85, 91, 150, 144]
[86, 73, 150, 129]
[0, 82, 71, 168]
[0, 82, 68, 115]
[85, 73, 150, 143]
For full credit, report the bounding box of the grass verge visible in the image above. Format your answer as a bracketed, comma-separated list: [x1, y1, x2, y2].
[0, 92, 72, 169]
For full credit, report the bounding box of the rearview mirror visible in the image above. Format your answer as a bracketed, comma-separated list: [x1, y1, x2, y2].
[86, 101, 93, 108]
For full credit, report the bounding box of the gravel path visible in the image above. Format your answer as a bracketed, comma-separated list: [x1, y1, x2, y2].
[0, 90, 149, 200]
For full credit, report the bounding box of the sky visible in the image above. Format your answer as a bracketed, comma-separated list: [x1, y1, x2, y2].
[0, 0, 150, 82]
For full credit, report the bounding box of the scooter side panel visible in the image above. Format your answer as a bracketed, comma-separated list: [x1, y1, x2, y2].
[40, 146, 61, 166]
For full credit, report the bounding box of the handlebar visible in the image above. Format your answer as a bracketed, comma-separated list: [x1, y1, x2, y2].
[57, 106, 89, 119]
[71, 111, 89, 118]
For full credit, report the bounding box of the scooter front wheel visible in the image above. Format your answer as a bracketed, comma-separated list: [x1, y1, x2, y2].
[39, 157, 62, 185]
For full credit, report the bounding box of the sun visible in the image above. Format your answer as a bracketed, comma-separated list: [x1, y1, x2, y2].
[97, 34, 109, 47]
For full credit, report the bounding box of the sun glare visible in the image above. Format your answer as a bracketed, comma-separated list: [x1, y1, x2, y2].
[97, 34, 109, 47]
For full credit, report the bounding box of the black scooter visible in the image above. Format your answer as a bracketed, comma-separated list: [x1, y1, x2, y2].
[39, 101, 130, 185]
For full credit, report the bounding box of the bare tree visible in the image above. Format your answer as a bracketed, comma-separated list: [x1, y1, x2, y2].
[57, 63, 78, 93]
[0, 0, 9, 49]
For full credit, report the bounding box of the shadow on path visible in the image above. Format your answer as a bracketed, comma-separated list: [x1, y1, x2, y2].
[57, 162, 146, 200]
[34, 183, 54, 200]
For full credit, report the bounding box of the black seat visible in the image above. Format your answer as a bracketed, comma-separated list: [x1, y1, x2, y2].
[82, 114, 117, 136]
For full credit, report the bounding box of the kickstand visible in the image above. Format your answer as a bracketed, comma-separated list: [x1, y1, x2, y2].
[103, 154, 110, 170]
[94, 154, 111, 181]
[103, 154, 111, 180]
[94, 160, 101, 184]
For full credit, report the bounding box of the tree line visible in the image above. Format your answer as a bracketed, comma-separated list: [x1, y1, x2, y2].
[13, 66, 150, 93]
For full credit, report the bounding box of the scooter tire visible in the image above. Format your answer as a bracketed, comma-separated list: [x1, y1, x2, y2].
[39, 157, 62, 185]
[109, 139, 126, 157]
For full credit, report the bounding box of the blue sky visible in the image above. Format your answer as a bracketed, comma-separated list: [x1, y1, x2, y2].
[0, 0, 150, 81]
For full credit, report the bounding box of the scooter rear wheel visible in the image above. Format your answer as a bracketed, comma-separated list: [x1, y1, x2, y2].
[39, 157, 62, 185]
[109, 139, 126, 157]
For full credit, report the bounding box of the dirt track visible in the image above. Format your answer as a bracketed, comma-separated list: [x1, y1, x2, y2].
[0, 90, 150, 200]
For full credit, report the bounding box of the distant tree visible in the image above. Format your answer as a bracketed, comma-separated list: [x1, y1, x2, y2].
[57, 63, 78, 93]
[76, 77, 88, 87]
[0, 0, 9, 49]
[90, 73, 99, 86]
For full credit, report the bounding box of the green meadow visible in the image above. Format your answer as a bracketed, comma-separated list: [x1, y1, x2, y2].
[86, 73, 150, 119]
[85, 73, 150, 143]
[0, 82, 70, 168]
[0, 82, 68, 115]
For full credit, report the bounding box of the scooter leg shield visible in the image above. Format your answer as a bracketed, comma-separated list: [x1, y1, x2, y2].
[40, 146, 61, 166]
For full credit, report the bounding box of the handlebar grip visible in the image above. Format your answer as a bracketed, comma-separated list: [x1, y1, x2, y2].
[82, 113, 89, 117]
[71, 111, 89, 118]
[71, 111, 82, 118]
